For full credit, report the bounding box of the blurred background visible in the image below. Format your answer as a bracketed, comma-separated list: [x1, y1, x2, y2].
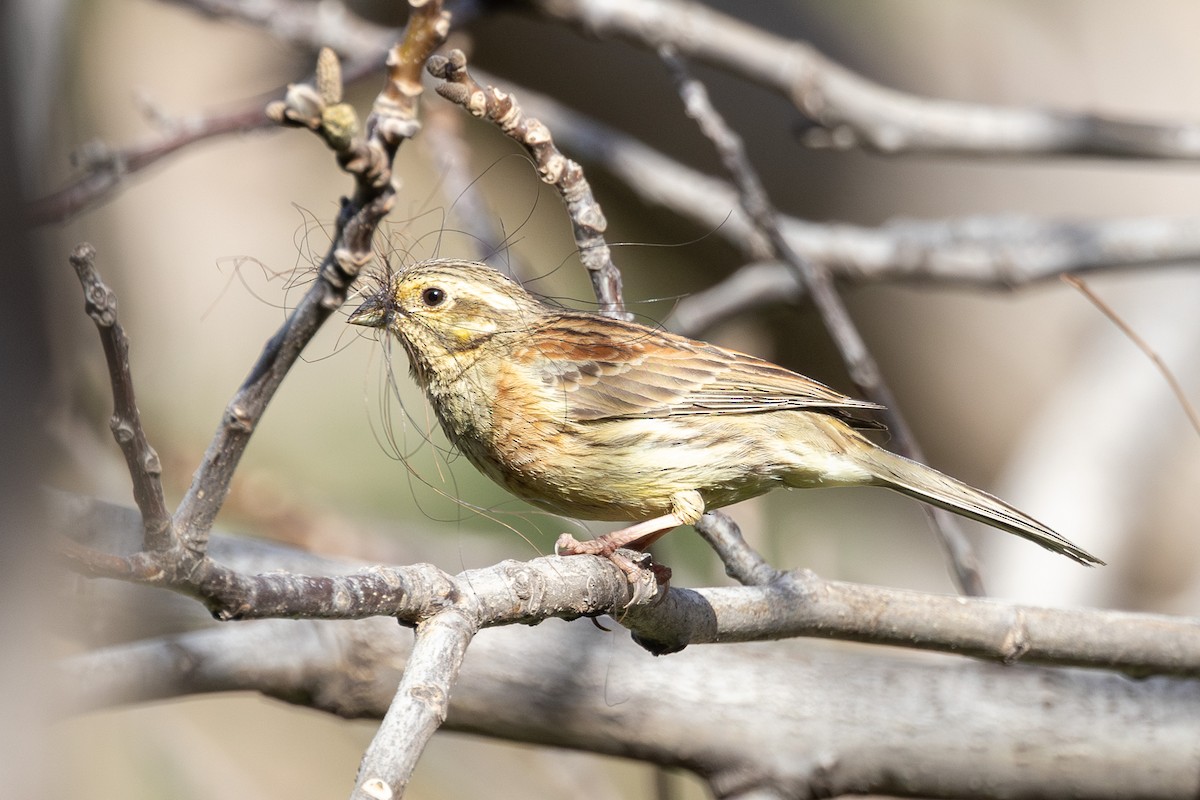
[10, 0, 1200, 797]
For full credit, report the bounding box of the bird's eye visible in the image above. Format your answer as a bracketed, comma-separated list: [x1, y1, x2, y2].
[421, 287, 446, 307]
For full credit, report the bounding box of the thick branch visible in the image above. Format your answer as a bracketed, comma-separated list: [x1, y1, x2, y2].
[61, 611, 1200, 799]
[60, 496, 1200, 679]
[529, 0, 1200, 160]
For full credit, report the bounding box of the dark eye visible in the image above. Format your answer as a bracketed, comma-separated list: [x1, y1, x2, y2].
[421, 287, 446, 307]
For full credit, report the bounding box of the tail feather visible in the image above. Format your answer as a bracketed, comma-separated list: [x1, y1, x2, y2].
[863, 448, 1104, 567]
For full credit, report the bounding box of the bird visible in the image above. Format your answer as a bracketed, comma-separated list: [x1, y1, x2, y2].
[348, 258, 1102, 582]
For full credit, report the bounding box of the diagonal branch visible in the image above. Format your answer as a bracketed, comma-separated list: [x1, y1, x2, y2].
[352, 607, 479, 800]
[427, 49, 629, 319]
[661, 49, 985, 597]
[174, 9, 448, 556]
[68, 245, 173, 551]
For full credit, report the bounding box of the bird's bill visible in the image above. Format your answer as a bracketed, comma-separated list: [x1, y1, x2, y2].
[347, 294, 387, 327]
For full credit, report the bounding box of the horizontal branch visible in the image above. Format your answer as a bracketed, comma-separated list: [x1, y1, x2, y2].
[529, 0, 1200, 160]
[499, 71, 1200, 282]
[60, 495, 1200, 679]
[62, 607, 1200, 799]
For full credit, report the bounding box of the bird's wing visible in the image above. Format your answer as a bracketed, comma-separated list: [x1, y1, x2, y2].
[519, 313, 883, 425]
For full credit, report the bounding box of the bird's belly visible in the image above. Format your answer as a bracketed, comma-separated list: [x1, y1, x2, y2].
[476, 416, 793, 521]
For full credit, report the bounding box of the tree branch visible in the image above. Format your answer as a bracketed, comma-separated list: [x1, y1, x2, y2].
[661, 48, 985, 596]
[427, 49, 629, 318]
[353, 608, 478, 800]
[68, 245, 173, 551]
[60, 595, 1200, 799]
[59, 496, 1200, 679]
[528, 0, 1200, 160]
[500, 72, 1200, 290]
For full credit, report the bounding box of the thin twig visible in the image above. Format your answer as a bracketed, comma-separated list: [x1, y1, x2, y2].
[68, 244, 173, 551]
[27, 55, 385, 226]
[693, 511, 782, 586]
[1063, 274, 1200, 437]
[660, 48, 985, 597]
[427, 49, 630, 319]
[174, 8, 448, 556]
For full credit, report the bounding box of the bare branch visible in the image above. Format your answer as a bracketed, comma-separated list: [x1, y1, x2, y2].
[496, 73, 1200, 298]
[61, 496, 1200, 679]
[529, 0, 1200, 160]
[61, 596, 1200, 799]
[68, 244, 172, 551]
[353, 609, 478, 800]
[427, 49, 629, 319]
[175, 8, 448, 555]
[27, 51, 392, 226]
[693, 511, 781, 586]
[661, 49, 985, 597]
[164, 0, 396, 54]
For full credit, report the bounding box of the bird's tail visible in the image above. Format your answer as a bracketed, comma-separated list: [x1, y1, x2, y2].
[861, 446, 1104, 566]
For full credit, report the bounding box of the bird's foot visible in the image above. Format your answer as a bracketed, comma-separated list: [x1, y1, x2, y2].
[556, 533, 672, 605]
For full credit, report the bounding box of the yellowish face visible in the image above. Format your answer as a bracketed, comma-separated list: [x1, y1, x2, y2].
[348, 259, 546, 359]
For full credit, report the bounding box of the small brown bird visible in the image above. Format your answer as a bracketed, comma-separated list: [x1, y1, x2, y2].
[349, 258, 1101, 578]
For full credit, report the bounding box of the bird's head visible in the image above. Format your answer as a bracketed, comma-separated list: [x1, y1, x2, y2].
[348, 259, 548, 372]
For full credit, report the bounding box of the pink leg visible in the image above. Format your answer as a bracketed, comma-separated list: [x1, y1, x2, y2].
[554, 491, 705, 586]
[555, 512, 683, 558]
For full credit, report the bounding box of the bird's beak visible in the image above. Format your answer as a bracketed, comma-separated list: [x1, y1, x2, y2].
[347, 293, 388, 328]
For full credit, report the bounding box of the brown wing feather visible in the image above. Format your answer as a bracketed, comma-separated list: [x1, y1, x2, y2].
[518, 313, 884, 428]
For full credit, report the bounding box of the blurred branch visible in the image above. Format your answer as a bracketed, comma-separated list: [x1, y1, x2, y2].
[28, 102, 271, 225]
[27, 53, 387, 226]
[163, 0, 395, 53]
[506, 74, 1200, 285]
[529, 0, 1200, 160]
[60, 522, 1200, 799]
[1064, 274, 1200, 437]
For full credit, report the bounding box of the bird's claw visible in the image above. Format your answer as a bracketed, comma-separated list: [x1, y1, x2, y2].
[556, 535, 671, 606]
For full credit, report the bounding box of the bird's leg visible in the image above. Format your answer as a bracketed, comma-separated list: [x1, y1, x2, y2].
[556, 491, 705, 589]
